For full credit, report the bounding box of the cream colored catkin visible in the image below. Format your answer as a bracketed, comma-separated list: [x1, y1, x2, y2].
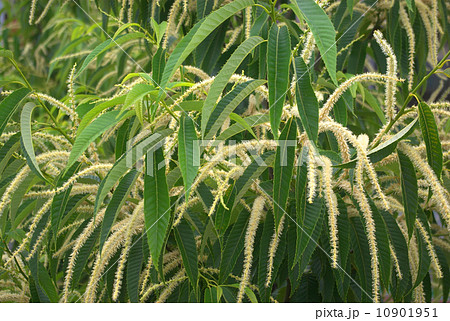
[237, 196, 265, 303]
[265, 215, 285, 287]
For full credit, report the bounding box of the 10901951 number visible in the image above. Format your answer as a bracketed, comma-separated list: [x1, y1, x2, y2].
[376, 308, 438, 318]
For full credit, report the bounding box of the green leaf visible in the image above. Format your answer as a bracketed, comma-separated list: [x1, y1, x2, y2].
[77, 95, 126, 135]
[217, 114, 269, 141]
[398, 149, 418, 239]
[336, 118, 418, 168]
[151, 18, 167, 45]
[0, 88, 30, 137]
[380, 210, 412, 300]
[0, 132, 21, 174]
[405, 0, 413, 12]
[215, 151, 275, 234]
[20, 102, 47, 182]
[294, 56, 319, 143]
[204, 79, 266, 139]
[178, 114, 200, 200]
[144, 148, 171, 276]
[267, 24, 291, 139]
[201, 36, 264, 136]
[99, 169, 139, 251]
[294, 196, 324, 269]
[204, 286, 222, 302]
[369, 198, 392, 289]
[127, 236, 143, 303]
[51, 162, 81, 237]
[414, 225, 431, 288]
[418, 102, 443, 178]
[349, 217, 373, 302]
[293, 0, 338, 85]
[123, 83, 156, 111]
[75, 33, 145, 78]
[435, 245, 449, 302]
[67, 110, 121, 169]
[273, 118, 297, 229]
[174, 219, 199, 290]
[219, 208, 250, 283]
[94, 128, 172, 215]
[228, 113, 257, 139]
[152, 47, 166, 85]
[158, 0, 255, 103]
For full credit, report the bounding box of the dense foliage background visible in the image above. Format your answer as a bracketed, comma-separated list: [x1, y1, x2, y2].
[0, 0, 449, 303]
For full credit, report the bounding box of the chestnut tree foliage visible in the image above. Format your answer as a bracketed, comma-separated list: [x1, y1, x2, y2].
[0, 0, 449, 302]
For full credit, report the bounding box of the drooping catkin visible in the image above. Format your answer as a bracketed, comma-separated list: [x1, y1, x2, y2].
[5, 199, 53, 267]
[322, 157, 340, 268]
[139, 256, 153, 295]
[399, 3, 415, 90]
[301, 32, 315, 64]
[389, 242, 403, 279]
[319, 73, 403, 121]
[430, 0, 439, 65]
[25, 220, 51, 261]
[373, 30, 398, 121]
[29, 0, 37, 24]
[399, 142, 450, 228]
[163, 0, 183, 49]
[62, 209, 106, 303]
[67, 63, 77, 111]
[34, 0, 56, 24]
[155, 269, 186, 303]
[307, 145, 317, 203]
[416, 1, 436, 65]
[223, 26, 243, 53]
[415, 219, 443, 278]
[265, 215, 285, 287]
[84, 223, 130, 302]
[237, 196, 265, 303]
[354, 159, 380, 303]
[245, 7, 252, 39]
[112, 202, 144, 301]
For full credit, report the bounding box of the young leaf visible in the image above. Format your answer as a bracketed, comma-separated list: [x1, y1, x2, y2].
[418, 102, 443, 178]
[178, 114, 200, 200]
[273, 118, 297, 229]
[267, 24, 291, 139]
[144, 148, 171, 276]
[293, 0, 338, 85]
[294, 56, 319, 143]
